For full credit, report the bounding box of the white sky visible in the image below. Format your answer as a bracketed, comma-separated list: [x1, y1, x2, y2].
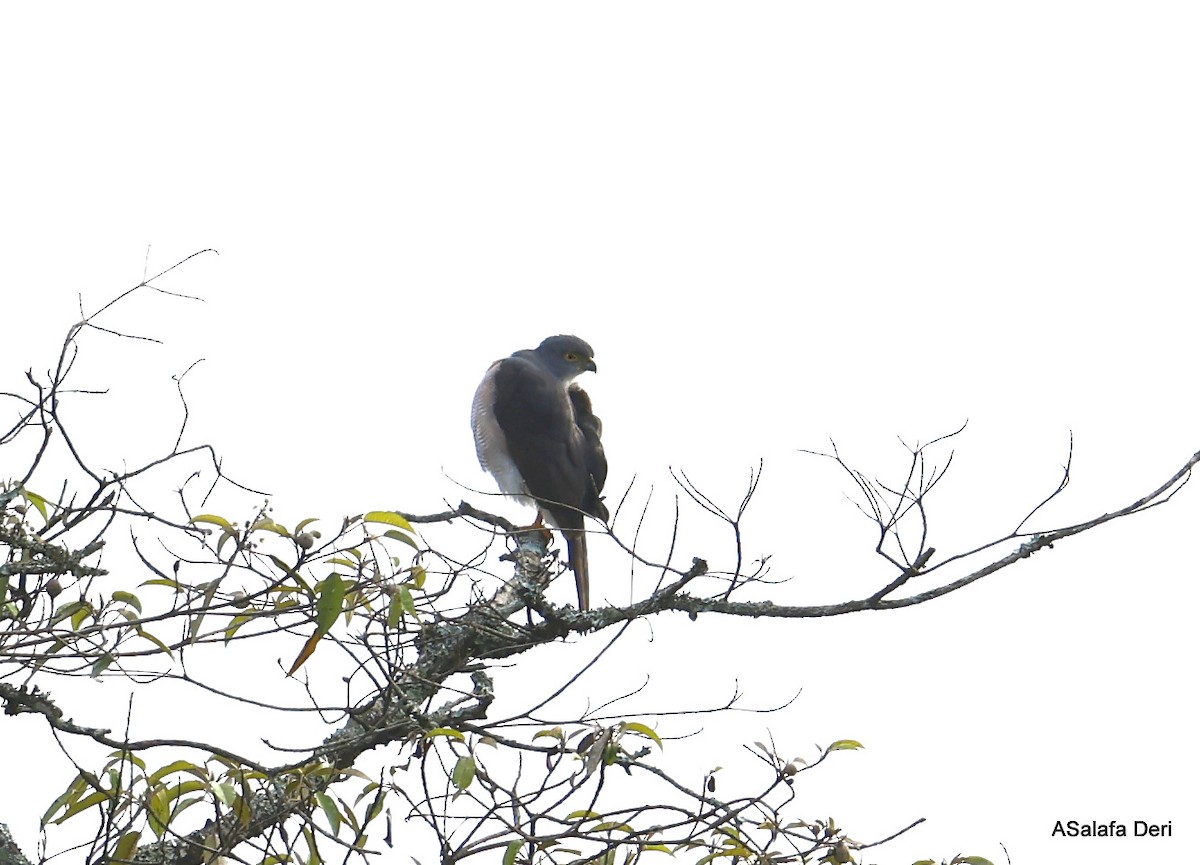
[3, 3, 1198, 863]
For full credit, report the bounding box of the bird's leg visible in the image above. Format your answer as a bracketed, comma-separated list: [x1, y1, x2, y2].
[516, 511, 553, 545]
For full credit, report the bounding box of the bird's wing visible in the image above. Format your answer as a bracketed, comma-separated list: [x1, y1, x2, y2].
[490, 355, 595, 531]
[568, 384, 608, 523]
[471, 360, 530, 502]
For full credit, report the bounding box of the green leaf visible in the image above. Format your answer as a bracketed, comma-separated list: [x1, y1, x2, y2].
[383, 529, 419, 549]
[250, 518, 290, 536]
[185, 579, 223, 645]
[364, 510, 415, 532]
[141, 578, 183, 590]
[566, 810, 602, 820]
[426, 727, 466, 742]
[161, 781, 204, 808]
[41, 783, 80, 826]
[18, 489, 51, 522]
[136, 628, 174, 657]
[111, 591, 142, 613]
[451, 756, 476, 790]
[294, 517, 320, 534]
[285, 575, 345, 675]
[269, 555, 311, 591]
[827, 739, 864, 751]
[191, 514, 234, 531]
[212, 782, 239, 807]
[90, 653, 114, 678]
[315, 575, 346, 633]
[147, 786, 171, 838]
[502, 839, 522, 865]
[364, 787, 386, 822]
[302, 825, 320, 864]
[956, 858, 995, 865]
[70, 603, 94, 630]
[533, 727, 565, 743]
[113, 830, 141, 861]
[620, 722, 663, 748]
[20, 488, 50, 522]
[386, 589, 403, 628]
[399, 586, 417, 618]
[53, 789, 113, 824]
[224, 614, 254, 643]
[315, 792, 341, 834]
[215, 525, 239, 558]
[149, 760, 207, 784]
[343, 587, 362, 624]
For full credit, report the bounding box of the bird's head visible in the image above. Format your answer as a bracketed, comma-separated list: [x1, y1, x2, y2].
[535, 335, 598, 380]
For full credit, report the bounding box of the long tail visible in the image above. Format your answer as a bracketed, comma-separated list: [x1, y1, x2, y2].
[566, 530, 590, 610]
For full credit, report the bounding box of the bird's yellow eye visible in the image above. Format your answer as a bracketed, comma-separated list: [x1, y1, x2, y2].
[564, 352, 579, 362]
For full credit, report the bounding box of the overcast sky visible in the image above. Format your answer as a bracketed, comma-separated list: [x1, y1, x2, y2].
[3, 4, 1198, 863]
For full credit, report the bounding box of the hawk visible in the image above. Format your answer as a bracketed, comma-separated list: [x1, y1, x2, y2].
[471, 335, 608, 609]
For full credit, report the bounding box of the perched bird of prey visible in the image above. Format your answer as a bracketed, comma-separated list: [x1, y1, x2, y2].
[472, 335, 608, 609]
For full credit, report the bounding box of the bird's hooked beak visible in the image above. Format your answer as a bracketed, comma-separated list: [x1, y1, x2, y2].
[585, 358, 598, 373]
